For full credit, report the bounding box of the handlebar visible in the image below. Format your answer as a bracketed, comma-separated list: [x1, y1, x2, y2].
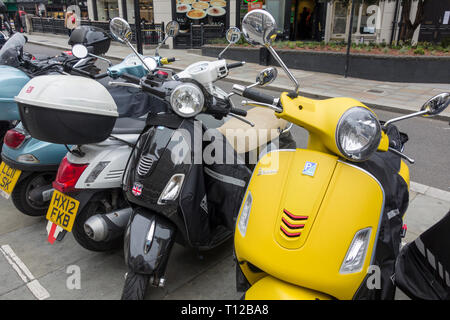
[227, 61, 245, 70]
[120, 72, 166, 99]
[230, 108, 247, 117]
[242, 87, 277, 105]
[161, 57, 176, 65]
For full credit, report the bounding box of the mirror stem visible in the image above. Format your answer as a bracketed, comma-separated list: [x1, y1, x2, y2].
[124, 38, 152, 73]
[89, 53, 113, 67]
[383, 110, 428, 128]
[266, 45, 299, 95]
[218, 43, 232, 60]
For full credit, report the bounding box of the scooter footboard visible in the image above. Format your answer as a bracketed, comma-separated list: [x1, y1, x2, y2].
[124, 208, 176, 276]
[245, 276, 333, 300]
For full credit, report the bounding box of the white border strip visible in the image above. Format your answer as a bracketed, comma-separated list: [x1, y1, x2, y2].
[0, 244, 50, 300]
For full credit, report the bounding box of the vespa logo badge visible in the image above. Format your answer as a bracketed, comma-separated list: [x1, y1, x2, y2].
[132, 182, 143, 197]
[302, 162, 317, 177]
[26, 86, 34, 94]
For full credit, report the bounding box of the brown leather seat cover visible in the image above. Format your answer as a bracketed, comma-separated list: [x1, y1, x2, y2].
[217, 107, 288, 154]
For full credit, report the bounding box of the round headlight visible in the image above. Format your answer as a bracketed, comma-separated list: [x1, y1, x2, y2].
[336, 107, 381, 162]
[170, 83, 204, 118]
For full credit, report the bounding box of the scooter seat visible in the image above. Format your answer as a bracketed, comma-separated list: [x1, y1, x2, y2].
[111, 117, 146, 135]
[217, 107, 288, 154]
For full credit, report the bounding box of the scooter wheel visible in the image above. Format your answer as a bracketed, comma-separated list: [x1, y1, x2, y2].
[121, 271, 150, 300]
[72, 198, 123, 252]
[11, 172, 55, 216]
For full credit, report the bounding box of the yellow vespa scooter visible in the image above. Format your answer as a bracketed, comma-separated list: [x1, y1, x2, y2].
[232, 10, 450, 300]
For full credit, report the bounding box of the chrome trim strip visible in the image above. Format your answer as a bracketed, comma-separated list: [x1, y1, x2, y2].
[337, 160, 386, 268]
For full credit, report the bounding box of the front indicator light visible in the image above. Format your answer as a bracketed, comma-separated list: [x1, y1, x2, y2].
[340, 227, 372, 274]
[238, 191, 252, 237]
[157, 174, 185, 205]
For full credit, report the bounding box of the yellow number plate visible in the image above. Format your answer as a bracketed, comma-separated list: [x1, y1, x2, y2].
[46, 190, 80, 232]
[0, 162, 22, 199]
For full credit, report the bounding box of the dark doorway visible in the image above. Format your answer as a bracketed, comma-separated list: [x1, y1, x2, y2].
[418, 0, 450, 43]
[290, 0, 326, 41]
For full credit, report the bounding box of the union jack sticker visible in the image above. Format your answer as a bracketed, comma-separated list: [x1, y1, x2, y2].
[132, 182, 143, 196]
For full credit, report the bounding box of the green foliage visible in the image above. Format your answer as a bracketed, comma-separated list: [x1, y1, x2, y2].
[413, 47, 425, 55]
[441, 37, 450, 48]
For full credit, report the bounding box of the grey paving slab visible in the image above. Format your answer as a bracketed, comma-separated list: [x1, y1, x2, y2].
[403, 194, 450, 236]
[164, 251, 241, 300]
[0, 220, 97, 280]
[0, 253, 28, 296]
[0, 198, 40, 237]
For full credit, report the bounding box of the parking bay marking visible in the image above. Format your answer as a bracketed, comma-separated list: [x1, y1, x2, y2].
[0, 244, 50, 300]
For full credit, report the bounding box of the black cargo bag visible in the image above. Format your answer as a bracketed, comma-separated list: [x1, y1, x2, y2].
[395, 211, 450, 300]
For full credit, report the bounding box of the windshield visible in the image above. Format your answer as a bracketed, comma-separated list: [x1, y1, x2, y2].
[0, 33, 26, 67]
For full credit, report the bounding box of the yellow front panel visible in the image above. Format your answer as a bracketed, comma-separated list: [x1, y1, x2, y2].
[235, 150, 385, 300]
[245, 276, 333, 300]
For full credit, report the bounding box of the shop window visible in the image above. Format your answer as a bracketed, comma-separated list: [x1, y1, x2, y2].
[140, 0, 154, 24]
[174, 0, 229, 33]
[351, 0, 379, 35]
[97, 0, 119, 21]
[332, 1, 347, 35]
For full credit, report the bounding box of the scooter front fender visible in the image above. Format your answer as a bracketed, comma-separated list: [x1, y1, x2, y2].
[245, 276, 333, 300]
[124, 208, 176, 276]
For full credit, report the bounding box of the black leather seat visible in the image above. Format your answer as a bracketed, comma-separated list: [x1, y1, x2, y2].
[111, 117, 146, 134]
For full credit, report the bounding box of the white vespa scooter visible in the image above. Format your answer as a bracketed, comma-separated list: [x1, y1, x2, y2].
[45, 20, 181, 250]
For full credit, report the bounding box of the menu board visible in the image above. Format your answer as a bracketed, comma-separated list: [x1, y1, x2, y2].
[175, 0, 228, 31]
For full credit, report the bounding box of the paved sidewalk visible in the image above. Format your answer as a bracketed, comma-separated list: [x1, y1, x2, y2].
[26, 32, 450, 120]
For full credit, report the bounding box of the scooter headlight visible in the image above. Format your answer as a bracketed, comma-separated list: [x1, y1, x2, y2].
[238, 191, 252, 237]
[340, 227, 372, 274]
[170, 83, 204, 118]
[336, 107, 381, 162]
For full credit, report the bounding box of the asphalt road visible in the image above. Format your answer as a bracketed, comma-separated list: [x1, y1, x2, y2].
[24, 43, 450, 191]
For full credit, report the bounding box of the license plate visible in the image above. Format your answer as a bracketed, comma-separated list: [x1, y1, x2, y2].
[46, 190, 80, 232]
[0, 162, 22, 199]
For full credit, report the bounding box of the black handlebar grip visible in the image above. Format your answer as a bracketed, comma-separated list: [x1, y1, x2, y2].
[167, 57, 176, 63]
[94, 72, 108, 80]
[141, 83, 166, 99]
[231, 108, 247, 117]
[242, 87, 276, 105]
[227, 61, 245, 69]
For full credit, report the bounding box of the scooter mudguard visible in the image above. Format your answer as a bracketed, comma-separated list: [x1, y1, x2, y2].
[0, 66, 29, 121]
[244, 276, 332, 300]
[124, 207, 176, 276]
[2, 124, 69, 171]
[235, 149, 385, 300]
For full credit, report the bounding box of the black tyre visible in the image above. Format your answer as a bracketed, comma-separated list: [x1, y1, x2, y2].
[11, 172, 55, 216]
[72, 195, 123, 252]
[121, 271, 150, 300]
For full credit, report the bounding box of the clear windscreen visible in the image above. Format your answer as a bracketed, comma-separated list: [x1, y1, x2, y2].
[0, 33, 26, 67]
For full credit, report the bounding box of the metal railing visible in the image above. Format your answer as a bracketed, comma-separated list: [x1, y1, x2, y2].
[30, 17, 165, 45]
[174, 23, 225, 49]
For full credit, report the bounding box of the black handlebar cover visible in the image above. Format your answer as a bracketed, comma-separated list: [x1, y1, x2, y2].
[227, 61, 245, 69]
[230, 108, 247, 117]
[242, 87, 276, 105]
[167, 57, 176, 63]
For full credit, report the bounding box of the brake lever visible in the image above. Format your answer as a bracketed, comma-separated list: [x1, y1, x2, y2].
[388, 147, 415, 164]
[242, 100, 282, 113]
[229, 113, 255, 127]
[108, 81, 142, 89]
